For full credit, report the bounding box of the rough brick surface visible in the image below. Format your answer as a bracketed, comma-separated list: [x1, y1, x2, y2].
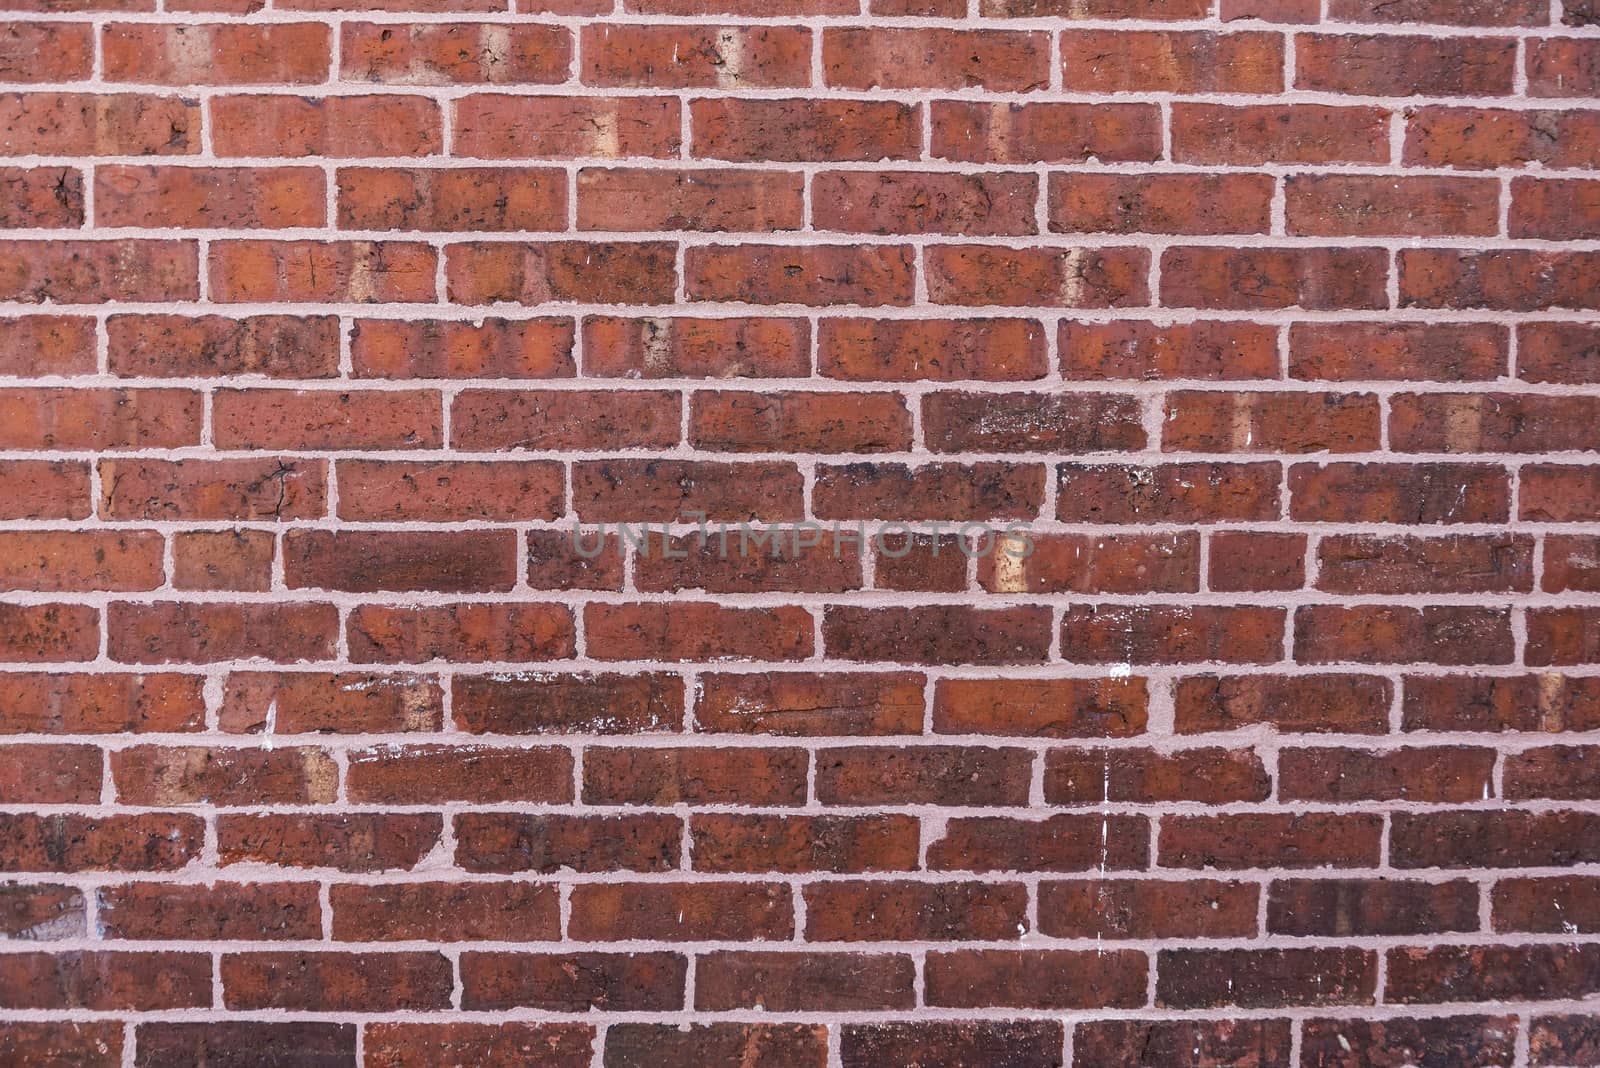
[0, 0, 1597, 1064]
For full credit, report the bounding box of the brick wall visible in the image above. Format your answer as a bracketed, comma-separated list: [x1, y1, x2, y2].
[1, 0, 1599, 1064]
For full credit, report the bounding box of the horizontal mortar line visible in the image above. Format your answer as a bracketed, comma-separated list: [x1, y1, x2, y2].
[19, 157, 1600, 178]
[8, 932, 1600, 954]
[15, 11, 1600, 32]
[3, 587, 1593, 603]
[9, 79, 1600, 108]
[10, 730, 1600, 747]
[0, 660, 1568, 675]
[15, 520, 1600, 534]
[11, 796, 1600, 813]
[16, 227, 1600, 250]
[5, 303, 1600, 321]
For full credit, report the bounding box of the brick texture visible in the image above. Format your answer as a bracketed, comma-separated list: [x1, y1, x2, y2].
[0, 0, 1596, 1064]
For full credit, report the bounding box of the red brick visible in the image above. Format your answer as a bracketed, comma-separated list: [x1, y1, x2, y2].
[585, 25, 810, 88]
[1300, 1018, 1516, 1068]
[925, 814, 1149, 872]
[0, 531, 161, 592]
[1528, 38, 1600, 96]
[212, 388, 441, 450]
[1051, 173, 1272, 235]
[1280, 745, 1496, 802]
[337, 166, 565, 231]
[1519, 323, 1600, 384]
[351, 317, 575, 379]
[1062, 30, 1282, 92]
[816, 171, 1038, 237]
[448, 241, 676, 304]
[221, 951, 451, 1012]
[579, 169, 803, 232]
[1045, 746, 1269, 805]
[213, 95, 442, 158]
[586, 316, 809, 377]
[688, 244, 915, 306]
[1288, 175, 1500, 237]
[342, 22, 571, 84]
[1290, 321, 1508, 381]
[1392, 810, 1600, 868]
[696, 671, 924, 736]
[1173, 103, 1392, 165]
[816, 745, 1033, 806]
[102, 24, 330, 84]
[1040, 878, 1259, 939]
[607, 1025, 824, 1068]
[0, 316, 96, 376]
[1161, 247, 1388, 310]
[1390, 393, 1600, 452]
[1401, 250, 1600, 311]
[933, 677, 1146, 738]
[1387, 945, 1600, 1004]
[0, 883, 85, 939]
[0, 1024, 122, 1067]
[97, 166, 324, 228]
[331, 882, 557, 941]
[210, 240, 436, 303]
[1160, 813, 1384, 869]
[0, 241, 198, 303]
[692, 813, 919, 873]
[336, 459, 562, 521]
[804, 880, 1027, 941]
[108, 314, 340, 378]
[366, 1024, 591, 1068]
[1209, 530, 1306, 591]
[459, 952, 683, 1010]
[584, 746, 806, 806]
[977, 532, 1196, 594]
[1405, 107, 1600, 170]
[1056, 462, 1280, 523]
[691, 390, 911, 453]
[0, 744, 101, 804]
[167, 523, 272, 585]
[0, 93, 199, 157]
[1296, 33, 1516, 96]
[456, 95, 679, 159]
[1401, 674, 1600, 733]
[112, 745, 337, 805]
[825, 605, 1052, 665]
[1077, 1021, 1291, 1068]
[926, 245, 1150, 308]
[824, 28, 1049, 92]
[696, 952, 914, 1011]
[1062, 604, 1286, 664]
[0, 23, 93, 82]
[569, 882, 793, 941]
[0, 951, 211, 1010]
[0, 813, 202, 872]
[926, 391, 1144, 453]
[347, 602, 575, 662]
[216, 813, 441, 872]
[1159, 948, 1377, 1008]
[932, 100, 1161, 163]
[0, 166, 82, 227]
[821, 318, 1047, 381]
[842, 1023, 1062, 1068]
[1511, 177, 1600, 240]
[219, 672, 443, 734]
[692, 98, 919, 162]
[98, 882, 321, 941]
[925, 949, 1147, 1009]
[454, 812, 682, 873]
[586, 602, 814, 661]
[0, 603, 101, 662]
[134, 1023, 353, 1068]
[0, 672, 204, 735]
[108, 601, 338, 664]
[1296, 604, 1513, 665]
[572, 459, 804, 521]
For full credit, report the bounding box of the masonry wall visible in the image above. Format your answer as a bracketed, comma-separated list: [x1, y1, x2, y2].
[1, 0, 1599, 1064]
